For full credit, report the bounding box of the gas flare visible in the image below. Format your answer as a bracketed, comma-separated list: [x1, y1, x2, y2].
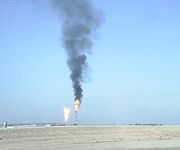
[52, 0, 103, 124]
[74, 98, 80, 112]
[74, 98, 80, 124]
[64, 107, 71, 122]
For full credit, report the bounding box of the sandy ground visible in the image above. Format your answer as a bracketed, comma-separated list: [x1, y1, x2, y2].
[0, 125, 180, 150]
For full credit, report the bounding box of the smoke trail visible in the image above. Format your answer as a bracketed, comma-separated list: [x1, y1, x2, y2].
[52, 0, 102, 103]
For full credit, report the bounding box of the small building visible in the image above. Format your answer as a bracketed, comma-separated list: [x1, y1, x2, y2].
[3, 121, 7, 128]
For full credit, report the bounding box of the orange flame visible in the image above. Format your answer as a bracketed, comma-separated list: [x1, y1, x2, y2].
[74, 98, 80, 112]
[64, 107, 71, 122]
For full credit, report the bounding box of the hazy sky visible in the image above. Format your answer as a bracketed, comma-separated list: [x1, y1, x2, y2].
[0, 0, 180, 124]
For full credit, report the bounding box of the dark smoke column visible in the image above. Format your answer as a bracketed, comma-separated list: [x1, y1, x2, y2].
[52, 0, 102, 104]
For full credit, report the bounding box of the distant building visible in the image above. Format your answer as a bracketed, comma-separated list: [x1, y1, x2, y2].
[3, 122, 7, 128]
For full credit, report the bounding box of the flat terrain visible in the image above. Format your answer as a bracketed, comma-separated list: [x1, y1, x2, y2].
[0, 125, 180, 150]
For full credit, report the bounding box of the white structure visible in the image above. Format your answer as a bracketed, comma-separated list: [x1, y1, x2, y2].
[3, 122, 7, 128]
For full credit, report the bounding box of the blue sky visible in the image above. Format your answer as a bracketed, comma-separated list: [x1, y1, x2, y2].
[0, 0, 180, 124]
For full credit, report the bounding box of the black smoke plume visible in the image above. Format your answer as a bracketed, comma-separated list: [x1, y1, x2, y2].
[52, 0, 102, 103]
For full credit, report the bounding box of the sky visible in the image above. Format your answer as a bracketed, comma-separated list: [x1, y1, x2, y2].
[0, 0, 180, 125]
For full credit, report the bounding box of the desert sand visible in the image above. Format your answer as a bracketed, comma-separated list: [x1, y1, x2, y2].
[0, 125, 180, 150]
